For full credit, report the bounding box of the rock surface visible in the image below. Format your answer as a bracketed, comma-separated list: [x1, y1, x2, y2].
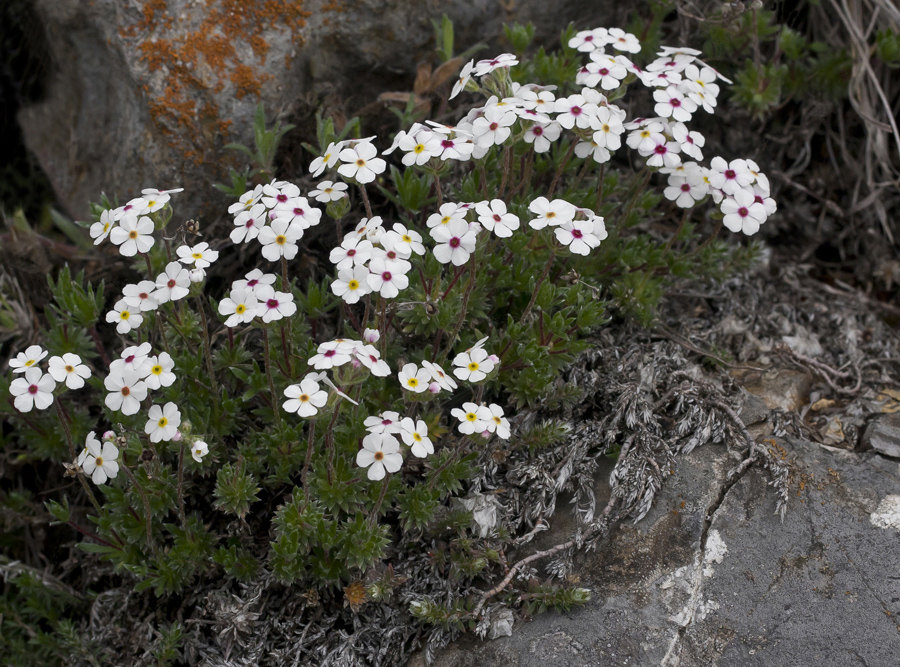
[414, 438, 900, 666]
[862, 413, 900, 458]
[18, 0, 599, 220]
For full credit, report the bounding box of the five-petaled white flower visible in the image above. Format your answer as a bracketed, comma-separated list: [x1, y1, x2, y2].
[231, 203, 267, 244]
[233, 269, 277, 299]
[366, 258, 409, 299]
[721, 189, 767, 236]
[528, 196, 576, 229]
[145, 402, 182, 443]
[177, 242, 219, 268]
[422, 360, 458, 392]
[330, 236, 373, 270]
[365, 411, 402, 434]
[80, 433, 120, 485]
[140, 352, 176, 390]
[356, 433, 403, 481]
[258, 218, 302, 262]
[106, 299, 143, 334]
[555, 218, 606, 255]
[475, 199, 520, 238]
[153, 262, 191, 304]
[47, 353, 91, 390]
[450, 402, 492, 435]
[310, 141, 344, 178]
[453, 347, 496, 382]
[398, 363, 430, 393]
[103, 370, 147, 415]
[10, 367, 56, 412]
[431, 219, 477, 266]
[9, 345, 47, 373]
[308, 340, 354, 370]
[484, 404, 511, 439]
[284, 377, 329, 417]
[331, 266, 372, 305]
[310, 180, 348, 203]
[450, 59, 475, 99]
[122, 281, 159, 312]
[90, 209, 116, 245]
[353, 344, 392, 377]
[400, 418, 433, 458]
[109, 215, 155, 257]
[337, 141, 386, 184]
[218, 288, 258, 327]
[255, 286, 297, 323]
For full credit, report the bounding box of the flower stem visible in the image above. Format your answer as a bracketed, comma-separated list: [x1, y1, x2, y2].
[441, 254, 477, 363]
[434, 173, 443, 208]
[595, 164, 606, 212]
[88, 326, 111, 368]
[498, 146, 512, 199]
[120, 463, 155, 553]
[666, 210, 691, 251]
[323, 398, 343, 485]
[176, 441, 187, 525]
[547, 141, 577, 198]
[519, 248, 556, 323]
[194, 296, 218, 396]
[367, 472, 391, 526]
[262, 327, 281, 424]
[280, 323, 293, 378]
[280, 255, 290, 292]
[55, 402, 102, 514]
[301, 419, 317, 497]
[359, 184, 373, 219]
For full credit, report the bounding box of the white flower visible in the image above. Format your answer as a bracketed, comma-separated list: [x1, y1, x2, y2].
[77, 431, 99, 466]
[473, 53, 518, 76]
[555, 218, 605, 255]
[261, 182, 301, 209]
[607, 27, 641, 53]
[450, 59, 475, 99]
[400, 418, 433, 458]
[308, 340, 354, 370]
[436, 134, 475, 161]
[191, 440, 209, 463]
[653, 86, 697, 122]
[579, 53, 629, 90]
[329, 236, 373, 270]
[109, 215, 154, 257]
[9, 345, 47, 373]
[485, 404, 511, 439]
[452, 347, 495, 382]
[231, 203, 267, 244]
[575, 139, 611, 164]
[233, 269, 277, 299]
[709, 157, 754, 196]
[109, 342, 152, 377]
[670, 122, 705, 161]
[47, 353, 91, 390]
[10, 367, 55, 412]
[356, 433, 403, 481]
[258, 218, 301, 262]
[398, 363, 430, 393]
[450, 402, 492, 435]
[626, 120, 667, 153]
[337, 141, 386, 184]
[745, 159, 770, 194]
[363, 328, 380, 344]
[591, 106, 625, 150]
[471, 106, 516, 149]
[140, 352, 176, 390]
[122, 281, 159, 312]
[475, 199, 520, 238]
[523, 120, 561, 153]
[386, 223, 425, 256]
[309, 180, 348, 203]
[153, 262, 191, 304]
[365, 411, 402, 434]
[679, 64, 720, 113]
[103, 370, 147, 415]
[274, 197, 322, 231]
[643, 136, 682, 169]
[140, 187, 182, 211]
[399, 127, 443, 166]
[347, 215, 386, 244]
[752, 184, 777, 216]
[145, 402, 181, 443]
[353, 344, 391, 377]
[721, 189, 767, 236]
[421, 360, 457, 391]
[664, 165, 709, 208]
[106, 299, 143, 334]
[283, 377, 328, 417]
[90, 209, 116, 245]
[228, 185, 263, 215]
[367, 258, 409, 299]
[177, 242, 219, 268]
[528, 196, 576, 229]
[331, 266, 372, 305]
[554, 94, 598, 130]
[431, 219, 477, 266]
[569, 27, 609, 52]
[426, 202, 467, 229]
[255, 286, 297, 323]
[80, 436, 119, 485]
[309, 141, 345, 178]
[218, 287, 258, 327]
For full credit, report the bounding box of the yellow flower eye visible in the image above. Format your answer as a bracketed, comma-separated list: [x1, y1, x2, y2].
[348, 280, 359, 290]
[467, 362, 479, 371]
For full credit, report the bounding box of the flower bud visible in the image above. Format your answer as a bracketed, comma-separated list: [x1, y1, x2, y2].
[363, 328, 380, 344]
[189, 268, 206, 283]
[428, 382, 441, 394]
[326, 194, 351, 220]
[172, 430, 183, 442]
[488, 354, 500, 365]
[102, 430, 117, 441]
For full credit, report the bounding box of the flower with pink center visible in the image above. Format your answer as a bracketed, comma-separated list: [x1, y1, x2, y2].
[365, 411, 402, 435]
[233, 269, 276, 299]
[353, 344, 391, 377]
[254, 285, 297, 323]
[579, 53, 629, 90]
[366, 258, 409, 299]
[653, 86, 697, 122]
[274, 196, 322, 230]
[709, 157, 754, 196]
[152, 262, 191, 304]
[644, 136, 682, 169]
[231, 203, 267, 244]
[721, 189, 767, 235]
[103, 369, 147, 416]
[475, 199, 520, 238]
[261, 182, 301, 209]
[554, 94, 598, 130]
[473, 53, 519, 77]
[122, 280, 159, 312]
[568, 27, 609, 52]
[471, 106, 516, 148]
[555, 218, 606, 256]
[10, 367, 56, 413]
[523, 121, 561, 153]
[329, 236, 373, 271]
[431, 219, 478, 266]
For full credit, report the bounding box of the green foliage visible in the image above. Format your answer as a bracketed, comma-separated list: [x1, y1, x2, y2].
[876, 29, 900, 67]
[224, 103, 295, 178]
[214, 461, 261, 519]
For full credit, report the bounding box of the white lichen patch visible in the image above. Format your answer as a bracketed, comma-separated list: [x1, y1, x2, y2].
[702, 529, 728, 577]
[870, 495, 900, 531]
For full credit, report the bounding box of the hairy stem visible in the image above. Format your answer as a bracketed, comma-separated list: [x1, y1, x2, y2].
[262, 327, 281, 424]
[547, 141, 577, 198]
[359, 184, 373, 219]
[519, 249, 556, 323]
[368, 472, 392, 526]
[55, 402, 102, 513]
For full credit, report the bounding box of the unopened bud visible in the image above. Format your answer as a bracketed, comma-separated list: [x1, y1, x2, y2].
[189, 268, 206, 283]
[363, 328, 380, 344]
[172, 430, 183, 442]
[428, 382, 441, 394]
[488, 354, 500, 364]
[102, 430, 116, 441]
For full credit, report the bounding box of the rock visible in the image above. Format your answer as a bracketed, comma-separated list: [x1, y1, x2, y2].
[861, 413, 900, 458]
[736, 368, 813, 413]
[18, 0, 601, 221]
[420, 438, 900, 666]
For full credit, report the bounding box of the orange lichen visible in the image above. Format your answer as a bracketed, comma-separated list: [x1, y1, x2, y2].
[120, 0, 315, 172]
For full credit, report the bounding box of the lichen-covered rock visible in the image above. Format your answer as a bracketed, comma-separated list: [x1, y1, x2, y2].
[415, 438, 900, 666]
[18, 0, 599, 220]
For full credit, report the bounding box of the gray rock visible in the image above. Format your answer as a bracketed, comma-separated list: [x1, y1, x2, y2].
[862, 413, 900, 458]
[419, 438, 900, 666]
[19, 0, 601, 220]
